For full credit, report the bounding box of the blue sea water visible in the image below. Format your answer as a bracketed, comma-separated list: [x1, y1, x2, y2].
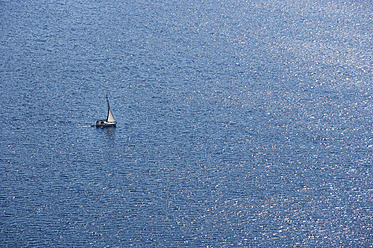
[1, 0, 372, 247]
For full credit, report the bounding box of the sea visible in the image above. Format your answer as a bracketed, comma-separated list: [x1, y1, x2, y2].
[0, 0, 372, 247]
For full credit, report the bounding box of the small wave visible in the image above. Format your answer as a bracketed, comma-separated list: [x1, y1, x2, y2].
[81, 125, 94, 128]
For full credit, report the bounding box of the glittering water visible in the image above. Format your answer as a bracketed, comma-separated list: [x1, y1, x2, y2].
[1, 0, 372, 247]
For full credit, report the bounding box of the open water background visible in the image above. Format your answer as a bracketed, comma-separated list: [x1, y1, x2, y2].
[1, 0, 372, 247]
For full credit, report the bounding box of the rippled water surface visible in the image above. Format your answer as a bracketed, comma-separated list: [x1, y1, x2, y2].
[1, 0, 372, 247]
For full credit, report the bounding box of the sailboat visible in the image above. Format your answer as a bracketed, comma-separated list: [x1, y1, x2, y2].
[92, 96, 117, 128]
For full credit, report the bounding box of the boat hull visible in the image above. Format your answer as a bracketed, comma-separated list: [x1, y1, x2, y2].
[92, 120, 116, 128]
[95, 123, 116, 128]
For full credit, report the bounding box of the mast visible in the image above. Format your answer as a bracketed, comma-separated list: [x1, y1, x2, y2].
[106, 95, 111, 121]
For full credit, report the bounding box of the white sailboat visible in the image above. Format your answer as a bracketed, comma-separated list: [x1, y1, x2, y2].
[92, 96, 117, 128]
